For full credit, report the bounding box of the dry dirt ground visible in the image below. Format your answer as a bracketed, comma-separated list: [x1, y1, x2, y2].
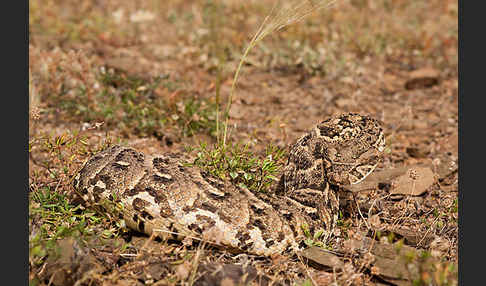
[29, 1, 458, 285]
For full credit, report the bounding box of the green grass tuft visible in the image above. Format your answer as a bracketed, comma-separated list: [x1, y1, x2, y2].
[188, 142, 286, 193]
[29, 186, 124, 265]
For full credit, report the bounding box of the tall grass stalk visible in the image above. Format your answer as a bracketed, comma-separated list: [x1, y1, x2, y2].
[221, 0, 339, 147]
[203, 0, 227, 144]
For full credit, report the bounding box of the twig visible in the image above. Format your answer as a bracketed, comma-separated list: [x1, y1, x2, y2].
[367, 193, 390, 219]
[188, 242, 206, 286]
[353, 193, 370, 230]
[417, 216, 440, 247]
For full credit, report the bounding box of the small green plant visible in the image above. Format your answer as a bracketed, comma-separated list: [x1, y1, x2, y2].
[450, 198, 458, 214]
[301, 222, 326, 248]
[29, 129, 126, 267]
[336, 210, 351, 228]
[299, 279, 314, 286]
[175, 97, 218, 137]
[189, 142, 285, 193]
[29, 187, 124, 265]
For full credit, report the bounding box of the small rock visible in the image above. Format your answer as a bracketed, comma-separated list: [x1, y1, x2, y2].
[389, 166, 435, 196]
[300, 247, 344, 270]
[405, 67, 440, 90]
[406, 147, 428, 158]
[432, 153, 458, 179]
[389, 227, 435, 247]
[430, 236, 451, 253]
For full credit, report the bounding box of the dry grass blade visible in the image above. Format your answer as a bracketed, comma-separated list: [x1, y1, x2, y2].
[260, 0, 339, 39]
[222, 0, 339, 146]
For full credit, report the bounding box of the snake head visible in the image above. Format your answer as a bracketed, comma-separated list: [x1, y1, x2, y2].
[316, 113, 386, 186]
[282, 113, 385, 192]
